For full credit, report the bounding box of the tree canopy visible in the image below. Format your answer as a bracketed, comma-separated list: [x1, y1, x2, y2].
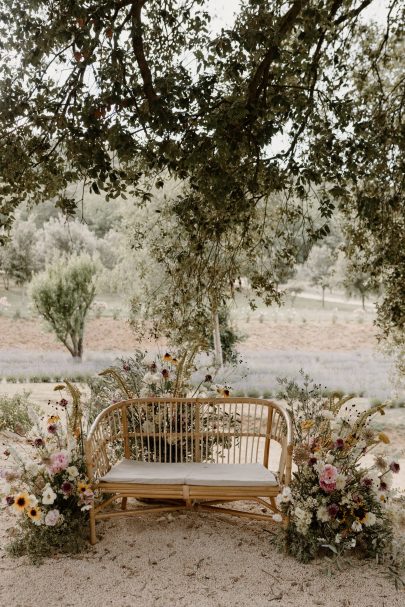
[0, 0, 404, 345]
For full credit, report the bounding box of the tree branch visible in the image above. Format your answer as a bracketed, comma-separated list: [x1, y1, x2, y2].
[130, 0, 159, 112]
[334, 0, 374, 26]
[247, 0, 310, 107]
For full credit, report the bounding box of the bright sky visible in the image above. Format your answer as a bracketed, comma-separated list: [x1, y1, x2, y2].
[207, 0, 389, 30]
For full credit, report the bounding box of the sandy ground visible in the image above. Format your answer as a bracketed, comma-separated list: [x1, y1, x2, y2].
[0, 317, 378, 352]
[1, 506, 404, 607]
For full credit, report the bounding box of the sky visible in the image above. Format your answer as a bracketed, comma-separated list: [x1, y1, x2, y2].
[207, 0, 390, 30]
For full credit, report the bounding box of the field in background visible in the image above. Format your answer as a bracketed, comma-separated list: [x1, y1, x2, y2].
[1, 283, 402, 402]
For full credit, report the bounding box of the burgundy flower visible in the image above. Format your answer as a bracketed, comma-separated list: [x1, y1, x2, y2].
[389, 461, 400, 474]
[162, 369, 169, 379]
[61, 481, 73, 495]
[47, 423, 58, 434]
[327, 503, 339, 518]
[205, 374, 213, 383]
[308, 457, 317, 467]
[334, 438, 344, 450]
[5, 496, 14, 506]
[59, 398, 68, 408]
[380, 480, 389, 491]
[150, 362, 157, 372]
[3, 450, 10, 457]
[123, 363, 130, 372]
[34, 438, 45, 448]
[361, 477, 373, 488]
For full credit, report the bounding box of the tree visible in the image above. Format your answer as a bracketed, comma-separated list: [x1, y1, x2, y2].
[304, 244, 336, 307]
[0, 215, 40, 286]
[0, 1, 404, 349]
[30, 254, 98, 359]
[332, 251, 377, 311]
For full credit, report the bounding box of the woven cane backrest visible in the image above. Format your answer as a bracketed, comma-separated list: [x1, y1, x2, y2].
[86, 398, 292, 483]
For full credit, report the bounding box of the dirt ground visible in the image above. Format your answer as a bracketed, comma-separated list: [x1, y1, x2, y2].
[0, 317, 378, 352]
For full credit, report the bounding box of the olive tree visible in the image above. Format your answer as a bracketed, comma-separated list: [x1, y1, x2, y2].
[30, 254, 98, 359]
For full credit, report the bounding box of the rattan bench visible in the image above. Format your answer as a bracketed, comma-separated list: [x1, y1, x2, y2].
[85, 397, 293, 544]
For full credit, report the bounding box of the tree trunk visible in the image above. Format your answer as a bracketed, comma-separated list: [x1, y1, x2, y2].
[361, 292, 365, 311]
[322, 286, 326, 308]
[212, 310, 223, 368]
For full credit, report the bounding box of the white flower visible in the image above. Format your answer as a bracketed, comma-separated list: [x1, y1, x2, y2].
[316, 505, 330, 522]
[42, 484, 57, 505]
[349, 538, 356, 548]
[294, 506, 312, 535]
[335, 534, 342, 544]
[335, 474, 346, 490]
[351, 520, 362, 532]
[325, 453, 335, 464]
[28, 494, 38, 506]
[363, 512, 377, 527]
[272, 513, 283, 523]
[143, 372, 161, 385]
[66, 466, 79, 480]
[276, 486, 292, 507]
[320, 409, 334, 420]
[44, 509, 61, 527]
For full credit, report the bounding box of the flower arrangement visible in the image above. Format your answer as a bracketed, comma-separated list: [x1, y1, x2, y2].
[86, 350, 236, 464]
[276, 374, 399, 563]
[0, 387, 93, 561]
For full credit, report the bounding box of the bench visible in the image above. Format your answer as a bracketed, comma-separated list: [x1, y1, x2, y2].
[85, 397, 293, 544]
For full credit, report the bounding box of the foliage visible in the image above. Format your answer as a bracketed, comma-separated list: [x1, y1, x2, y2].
[275, 373, 398, 563]
[333, 249, 378, 310]
[0, 1, 403, 351]
[0, 392, 38, 434]
[303, 244, 336, 307]
[0, 215, 40, 285]
[0, 393, 93, 563]
[30, 253, 98, 358]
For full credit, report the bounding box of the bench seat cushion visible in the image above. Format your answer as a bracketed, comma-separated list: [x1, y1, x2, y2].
[100, 460, 278, 486]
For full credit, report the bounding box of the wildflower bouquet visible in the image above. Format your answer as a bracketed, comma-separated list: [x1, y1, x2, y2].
[86, 350, 235, 463]
[276, 374, 399, 563]
[0, 390, 93, 561]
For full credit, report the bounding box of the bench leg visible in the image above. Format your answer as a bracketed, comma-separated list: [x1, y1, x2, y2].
[121, 497, 128, 511]
[89, 507, 97, 545]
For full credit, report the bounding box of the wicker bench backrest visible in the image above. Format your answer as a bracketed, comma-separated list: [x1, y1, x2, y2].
[86, 397, 293, 484]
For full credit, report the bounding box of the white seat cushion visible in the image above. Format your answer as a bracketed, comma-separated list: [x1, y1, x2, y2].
[100, 460, 277, 486]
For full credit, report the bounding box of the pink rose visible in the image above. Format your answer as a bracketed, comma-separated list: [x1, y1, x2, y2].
[319, 464, 338, 492]
[49, 451, 69, 474]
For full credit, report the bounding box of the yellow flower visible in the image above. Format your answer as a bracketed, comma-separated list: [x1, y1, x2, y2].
[171, 358, 178, 365]
[378, 432, 390, 444]
[13, 492, 31, 512]
[27, 505, 42, 524]
[301, 420, 315, 431]
[163, 353, 172, 362]
[77, 481, 90, 494]
[48, 415, 60, 425]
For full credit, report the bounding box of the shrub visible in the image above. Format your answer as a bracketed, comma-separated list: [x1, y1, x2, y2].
[30, 254, 98, 359]
[0, 392, 37, 434]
